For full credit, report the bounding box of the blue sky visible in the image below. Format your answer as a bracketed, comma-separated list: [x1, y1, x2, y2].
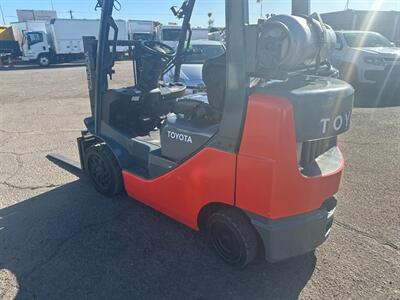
[1, 0, 399, 26]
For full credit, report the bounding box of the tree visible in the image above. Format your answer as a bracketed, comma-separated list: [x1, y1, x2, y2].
[208, 12, 214, 29]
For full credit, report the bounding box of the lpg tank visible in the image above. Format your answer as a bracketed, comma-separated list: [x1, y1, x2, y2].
[257, 14, 336, 71]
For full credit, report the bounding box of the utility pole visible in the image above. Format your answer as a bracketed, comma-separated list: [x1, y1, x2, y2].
[68, 10, 74, 19]
[256, 0, 263, 19]
[0, 2, 6, 24]
[50, 0, 55, 11]
[345, 0, 350, 10]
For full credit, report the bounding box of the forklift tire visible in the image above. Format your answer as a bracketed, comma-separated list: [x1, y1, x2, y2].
[85, 143, 124, 197]
[38, 54, 51, 67]
[207, 208, 259, 267]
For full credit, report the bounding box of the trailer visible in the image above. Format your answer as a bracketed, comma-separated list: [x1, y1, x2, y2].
[20, 19, 129, 67]
[0, 40, 21, 58]
[128, 20, 155, 41]
[157, 25, 209, 47]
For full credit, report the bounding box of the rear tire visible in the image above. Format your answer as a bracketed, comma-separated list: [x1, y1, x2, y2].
[38, 54, 51, 67]
[85, 143, 124, 197]
[207, 208, 259, 267]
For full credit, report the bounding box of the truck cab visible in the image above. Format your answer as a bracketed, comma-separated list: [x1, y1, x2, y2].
[21, 31, 51, 67]
[157, 25, 183, 48]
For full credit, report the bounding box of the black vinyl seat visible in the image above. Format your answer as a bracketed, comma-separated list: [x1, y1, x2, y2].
[202, 52, 226, 112]
[173, 53, 227, 122]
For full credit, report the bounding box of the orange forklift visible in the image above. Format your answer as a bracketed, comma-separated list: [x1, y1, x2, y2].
[53, 0, 353, 267]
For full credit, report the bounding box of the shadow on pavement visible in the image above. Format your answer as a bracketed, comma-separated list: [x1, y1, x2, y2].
[354, 85, 400, 108]
[1, 178, 316, 300]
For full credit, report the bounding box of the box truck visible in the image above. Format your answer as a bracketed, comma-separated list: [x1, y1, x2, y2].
[157, 25, 209, 48]
[20, 19, 129, 67]
[128, 20, 155, 41]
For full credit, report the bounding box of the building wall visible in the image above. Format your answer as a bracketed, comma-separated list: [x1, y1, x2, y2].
[322, 10, 400, 43]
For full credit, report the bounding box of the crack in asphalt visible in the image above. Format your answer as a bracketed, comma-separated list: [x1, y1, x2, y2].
[0, 128, 82, 135]
[334, 221, 399, 251]
[1, 182, 62, 191]
[20, 210, 127, 281]
[0, 149, 77, 191]
[340, 140, 388, 146]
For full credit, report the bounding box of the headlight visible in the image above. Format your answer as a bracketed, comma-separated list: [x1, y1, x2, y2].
[364, 56, 385, 66]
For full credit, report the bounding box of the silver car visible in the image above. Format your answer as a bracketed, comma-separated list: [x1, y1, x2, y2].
[163, 40, 225, 94]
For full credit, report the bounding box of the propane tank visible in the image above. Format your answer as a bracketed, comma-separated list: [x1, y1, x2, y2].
[257, 14, 336, 71]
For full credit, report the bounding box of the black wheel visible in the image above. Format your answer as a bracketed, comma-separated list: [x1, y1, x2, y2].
[38, 54, 51, 67]
[85, 143, 124, 197]
[207, 208, 259, 267]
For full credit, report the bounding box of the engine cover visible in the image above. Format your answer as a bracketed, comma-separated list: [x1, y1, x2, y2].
[254, 76, 354, 142]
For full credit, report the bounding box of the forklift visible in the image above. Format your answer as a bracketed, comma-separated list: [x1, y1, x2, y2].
[61, 0, 354, 267]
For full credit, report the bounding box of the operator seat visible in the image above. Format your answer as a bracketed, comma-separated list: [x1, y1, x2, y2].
[160, 53, 227, 162]
[173, 52, 227, 122]
[202, 52, 226, 113]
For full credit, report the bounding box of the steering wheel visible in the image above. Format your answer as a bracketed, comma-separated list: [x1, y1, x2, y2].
[140, 41, 176, 59]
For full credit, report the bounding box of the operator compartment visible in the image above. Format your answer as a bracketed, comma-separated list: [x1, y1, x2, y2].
[101, 41, 186, 138]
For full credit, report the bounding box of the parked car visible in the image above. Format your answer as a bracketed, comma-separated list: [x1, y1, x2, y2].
[332, 31, 400, 90]
[163, 40, 225, 93]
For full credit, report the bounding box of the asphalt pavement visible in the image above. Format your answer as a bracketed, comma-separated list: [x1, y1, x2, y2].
[0, 63, 399, 299]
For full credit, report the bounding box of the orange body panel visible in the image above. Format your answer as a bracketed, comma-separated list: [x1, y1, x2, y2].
[236, 94, 344, 219]
[123, 148, 236, 230]
[122, 93, 344, 230]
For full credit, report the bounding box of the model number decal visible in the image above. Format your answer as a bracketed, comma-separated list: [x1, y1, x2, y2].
[320, 111, 352, 135]
[168, 131, 193, 144]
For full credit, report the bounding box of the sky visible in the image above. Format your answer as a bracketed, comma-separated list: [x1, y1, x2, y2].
[0, 0, 399, 26]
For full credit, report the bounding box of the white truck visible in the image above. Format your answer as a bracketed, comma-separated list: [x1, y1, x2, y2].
[20, 19, 129, 67]
[128, 20, 155, 41]
[332, 31, 400, 87]
[157, 25, 209, 48]
[11, 20, 48, 44]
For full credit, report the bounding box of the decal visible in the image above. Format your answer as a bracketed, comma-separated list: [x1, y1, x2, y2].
[320, 111, 352, 135]
[168, 131, 193, 144]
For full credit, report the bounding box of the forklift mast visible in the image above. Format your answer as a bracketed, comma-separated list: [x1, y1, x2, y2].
[92, 0, 251, 153]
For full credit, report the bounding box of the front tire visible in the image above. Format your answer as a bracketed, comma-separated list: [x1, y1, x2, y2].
[207, 208, 259, 267]
[38, 54, 51, 67]
[85, 143, 124, 197]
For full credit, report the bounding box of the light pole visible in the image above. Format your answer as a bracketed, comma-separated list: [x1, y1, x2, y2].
[345, 0, 350, 10]
[256, 0, 263, 19]
[50, 0, 55, 11]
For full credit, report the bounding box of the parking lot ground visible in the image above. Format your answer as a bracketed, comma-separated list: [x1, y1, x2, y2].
[0, 63, 399, 299]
